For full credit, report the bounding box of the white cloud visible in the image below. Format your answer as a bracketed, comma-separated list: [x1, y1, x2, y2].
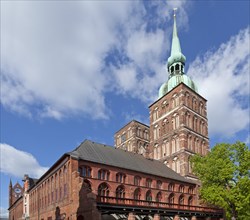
[123, 111, 149, 126]
[0, 143, 49, 179]
[0, 207, 8, 218]
[1, 1, 142, 120]
[245, 134, 250, 145]
[1, 1, 189, 120]
[188, 27, 250, 137]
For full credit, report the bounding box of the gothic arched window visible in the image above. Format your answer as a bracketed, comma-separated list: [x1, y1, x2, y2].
[179, 185, 185, 193]
[156, 192, 162, 202]
[79, 166, 91, 177]
[146, 178, 152, 188]
[116, 185, 125, 199]
[175, 64, 180, 71]
[98, 169, 110, 181]
[134, 176, 141, 186]
[168, 183, 174, 191]
[188, 196, 193, 206]
[146, 190, 152, 202]
[116, 173, 126, 183]
[98, 183, 109, 197]
[168, 193, 175, 204]
[134, 188, 141, 200]
[179, 194, 184, 205]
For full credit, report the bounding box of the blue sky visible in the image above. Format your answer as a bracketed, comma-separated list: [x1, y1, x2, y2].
[0, 0, 249, 217]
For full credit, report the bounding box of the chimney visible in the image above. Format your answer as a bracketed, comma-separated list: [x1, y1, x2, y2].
[23, 174, 29, 192]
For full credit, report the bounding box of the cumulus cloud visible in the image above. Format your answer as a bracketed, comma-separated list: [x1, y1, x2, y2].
[188, 27, 250, 137]
[1, 1, 142, 119]
[123, 111, 149, 126]
[1, 1, 189, 120]
[0, 207, 8, 218]
[0, 143, 49, 179]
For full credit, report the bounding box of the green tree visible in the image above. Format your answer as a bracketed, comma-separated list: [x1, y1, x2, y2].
[191, 142, 250, 220]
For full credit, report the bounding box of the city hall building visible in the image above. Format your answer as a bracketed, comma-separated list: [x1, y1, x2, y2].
[8, 12, 224, 220]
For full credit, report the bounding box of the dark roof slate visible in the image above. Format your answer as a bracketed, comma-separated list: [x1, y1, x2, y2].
[68, 140, 194, 184]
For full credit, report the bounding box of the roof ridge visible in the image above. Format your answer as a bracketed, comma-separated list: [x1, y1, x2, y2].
[68, 140, 194, 184]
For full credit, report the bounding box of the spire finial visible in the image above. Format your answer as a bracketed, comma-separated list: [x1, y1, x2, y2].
[173, 8, 178, 17]
[167, 8, 186, 69]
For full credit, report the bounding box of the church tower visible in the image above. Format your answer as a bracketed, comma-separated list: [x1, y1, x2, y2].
[9, 179, 13, 207]
[9, 179, 24, 206]
[149, 9, 209, 179]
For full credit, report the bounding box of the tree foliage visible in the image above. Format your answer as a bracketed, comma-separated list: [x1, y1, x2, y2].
[191, 142, 250, 219]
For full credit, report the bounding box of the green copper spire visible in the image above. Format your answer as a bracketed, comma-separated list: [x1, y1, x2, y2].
[167, 8, 186, 68]
[158, 9, 198, 98]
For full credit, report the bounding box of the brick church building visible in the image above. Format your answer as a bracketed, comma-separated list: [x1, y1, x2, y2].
[8, 11, 223, 220]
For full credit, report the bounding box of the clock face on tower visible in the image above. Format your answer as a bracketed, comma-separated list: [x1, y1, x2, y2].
[13, 184, 22, 198]
[14, 187, 21, 193]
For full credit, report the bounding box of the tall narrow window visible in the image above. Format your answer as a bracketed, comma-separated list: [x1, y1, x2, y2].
[156, 192, 162, 202]
[179, 185, 185, 193]
[116, 173, 126, 183]
[172, 139, 176, 153]
[168, 183, 174, 191]
[188, 196, 193, 206]
[175, 64, 180, 71]
[134, 188, 141, 200]
[188, 186, 194, 194]
[146, 178, 152, 188]
[153, 107, 159, 121]
[176, 137, 180, 152]
[98, 169, 110, 181]
[179, 194, 184, 205]
[156, 180, 162, 189]
[98, 183, 109, 197]
[80, 166, 91, 177]
[168, 193, 174, 204]
[116, 185, 125, 199]
[166, 141, 170, 156]
[146, 190, 152, 202]
[121, 133, 126, 143]
[134, 176, 141, 186]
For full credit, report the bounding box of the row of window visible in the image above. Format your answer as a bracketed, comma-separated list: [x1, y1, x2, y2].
[117, 127, 149, 146]
[187, 136, 207, 155]
[29, 163, 70, 212]
[97, 182, 193, 205]
[153, 137, 180, 160]
[185, 113, 207, 135]
[153, 114, 180, 140]
[79, 166, 194, 193]
[153, 114, 206, 141]
[30, 184, 68, 212]
[153, 135, 207, 161]
[152, 93, 206, 123]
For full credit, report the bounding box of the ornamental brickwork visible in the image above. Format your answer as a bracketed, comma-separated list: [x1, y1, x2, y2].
[114, 120, 150, 157]
[149, 83, 209, 179]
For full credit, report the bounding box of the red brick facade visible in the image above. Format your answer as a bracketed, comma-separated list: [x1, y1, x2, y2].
[149, 83, 209, 179]
[114, 120, 150, 157]
[9, 155, 201, 220]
